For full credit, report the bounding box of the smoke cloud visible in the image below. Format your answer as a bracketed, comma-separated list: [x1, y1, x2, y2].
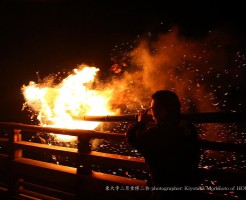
[107, 26, 245, 115]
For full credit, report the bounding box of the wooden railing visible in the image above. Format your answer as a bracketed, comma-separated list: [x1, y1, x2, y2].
[0, 112, 245, 200]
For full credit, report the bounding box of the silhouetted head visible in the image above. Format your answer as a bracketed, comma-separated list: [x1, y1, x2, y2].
[150, 90, 181, 124]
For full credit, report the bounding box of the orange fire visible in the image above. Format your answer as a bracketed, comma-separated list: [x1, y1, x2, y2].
[22, 64, 117, 142]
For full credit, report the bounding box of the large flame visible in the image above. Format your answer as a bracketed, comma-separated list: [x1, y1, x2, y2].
[22, 65, 116, 142]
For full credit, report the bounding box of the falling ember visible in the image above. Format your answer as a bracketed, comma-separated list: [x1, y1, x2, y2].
[22, 65, 116, 142]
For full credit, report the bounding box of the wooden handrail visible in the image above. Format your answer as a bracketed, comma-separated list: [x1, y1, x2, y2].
[0, 112, 246, 199]
[13, 157, 147, 186]
[0, 122, 124, 140]
[200, 139, 246, 153]
[13, 141, 146, 170]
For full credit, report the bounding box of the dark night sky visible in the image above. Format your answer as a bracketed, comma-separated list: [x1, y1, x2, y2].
[0, 0, 246, 122]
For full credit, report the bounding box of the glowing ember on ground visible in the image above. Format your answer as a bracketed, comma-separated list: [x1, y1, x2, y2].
[22, 64, 117, 142]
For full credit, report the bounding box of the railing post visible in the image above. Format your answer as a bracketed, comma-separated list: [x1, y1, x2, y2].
[76, 134, 93, 199]
[77, 134, 92, 175]
[7, 129, 22, 198]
